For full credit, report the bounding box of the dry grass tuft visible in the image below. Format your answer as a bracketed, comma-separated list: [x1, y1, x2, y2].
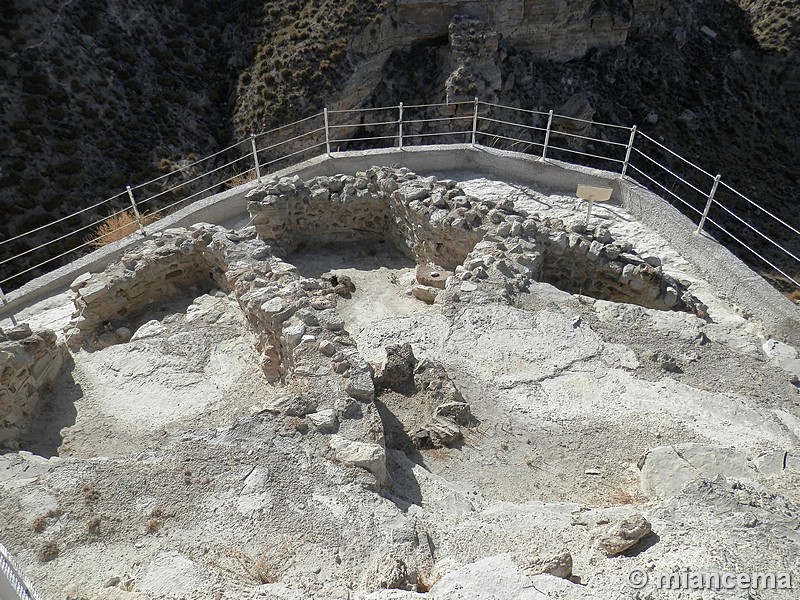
[145, 518, 164, 534]
[85, 515, 102, 533]
[37, 539, 59, 563]
[252, 555, 276, 584]
[30, 515, 49, 533]
[227, 538, 301, 584]
[610, 487, 637, 506]
[226, 169, 259, 189]
[82, 484, 101, 503]
[90, 209, 158, 248]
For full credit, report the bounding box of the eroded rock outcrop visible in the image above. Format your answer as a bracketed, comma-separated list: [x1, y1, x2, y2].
[445, 16, 503, 105]
[362, 0, 640, 62]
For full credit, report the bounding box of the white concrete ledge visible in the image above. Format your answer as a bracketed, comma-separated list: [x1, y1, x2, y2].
[2, 144, 798, 345]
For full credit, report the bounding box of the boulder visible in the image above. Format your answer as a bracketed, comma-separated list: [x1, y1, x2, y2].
[329, 435, 386, 482]
[307, 409, 338, 433]
[261, 393, 317, 417]
[412, 284, 439, 304]
[344, 353, 375, 401]
[639, 444, 755, 499]
[416, 264, 451, 289]
[434, 401, 471, 426]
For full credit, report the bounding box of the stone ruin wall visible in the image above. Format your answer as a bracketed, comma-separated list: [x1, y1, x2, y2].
[0, 324, 67, 447]
[67, 224, 393, 482]
[246, 168, 485, 270]
[245, 166, 704, 314]
[8, 165, 705, 476]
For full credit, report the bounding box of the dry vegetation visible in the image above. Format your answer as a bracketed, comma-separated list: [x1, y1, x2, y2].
[36, 539, 59, 563]
[90, 210, 159, 248]
[233, 0, 388, 136]
[85, 515, 102, 533]
[226, 169, 259, 189]
[739, 0, 800, 53]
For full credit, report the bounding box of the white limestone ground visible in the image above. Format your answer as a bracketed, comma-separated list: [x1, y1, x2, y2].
[2, 173, 800, 600]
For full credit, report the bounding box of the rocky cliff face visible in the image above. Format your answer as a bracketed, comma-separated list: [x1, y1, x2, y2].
[363, 0, 639, 61]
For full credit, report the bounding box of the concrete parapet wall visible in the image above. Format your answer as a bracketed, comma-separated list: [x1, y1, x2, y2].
[617, 181, 800, 345]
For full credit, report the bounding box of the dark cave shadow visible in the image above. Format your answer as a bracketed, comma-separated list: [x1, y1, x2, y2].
[20, 356, 81, 458]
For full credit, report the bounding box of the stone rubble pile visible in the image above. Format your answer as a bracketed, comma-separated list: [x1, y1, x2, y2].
[376, 343, 472, 450]
[0, 323, 68, 448]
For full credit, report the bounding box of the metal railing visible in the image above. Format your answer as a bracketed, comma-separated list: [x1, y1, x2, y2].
[1, 99, 798, 299]
[0, 542, 43, 600]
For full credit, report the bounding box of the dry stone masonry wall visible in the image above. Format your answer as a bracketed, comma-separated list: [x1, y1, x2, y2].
[247, 166, 706, 315]
[67, 224, 390, 483]
[0, 324, 68, 448]
[245, 167, 486, 269]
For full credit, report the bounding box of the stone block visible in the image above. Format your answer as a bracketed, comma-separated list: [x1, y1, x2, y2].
[329, 435, 386, 482]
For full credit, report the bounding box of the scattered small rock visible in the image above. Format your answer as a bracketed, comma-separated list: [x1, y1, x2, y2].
[522, 549, 573, 579]
[596, 514, 652, 556]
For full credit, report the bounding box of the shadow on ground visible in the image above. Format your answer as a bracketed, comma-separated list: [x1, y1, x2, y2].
[21, 357, 81, 458]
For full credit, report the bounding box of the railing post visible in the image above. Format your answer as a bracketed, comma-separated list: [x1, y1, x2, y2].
[471, 97, 478, 147]
[126, 185, 146, 235]
[324, 108, 331, 157]
[620, 125, 637, 179]
[250, 135, 261, 181]
[398, 102, 404, 150]
[697, 174, 722, 234]
[541, 110, 554, 160]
